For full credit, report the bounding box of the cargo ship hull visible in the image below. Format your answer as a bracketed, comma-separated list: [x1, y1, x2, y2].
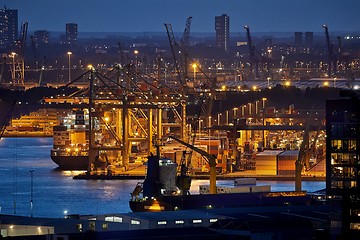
[129, 191, 311, 212]
[129, 154, 312, 212]
[51, 150, 89, 170]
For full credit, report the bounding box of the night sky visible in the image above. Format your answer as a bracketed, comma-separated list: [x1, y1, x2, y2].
[3, 0, 360, 33]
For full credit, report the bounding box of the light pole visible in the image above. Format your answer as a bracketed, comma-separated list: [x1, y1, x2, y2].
[233, 108, 238, 119]
[192, 63, 197, 81]
[134, 50, 139, 66]
[30, 169, 34, 217]
[198, 119, 203, 136]
[67, 52, 72, 83]
[217, 113, 222, 126]
[10, 52, 16, 82]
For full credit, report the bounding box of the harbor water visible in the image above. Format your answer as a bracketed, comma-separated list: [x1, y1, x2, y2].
[0, 137, 326, 218]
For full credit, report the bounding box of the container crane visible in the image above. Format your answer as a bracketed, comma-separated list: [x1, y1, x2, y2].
[295, 113, 321, 192]
[164, 17, 193, 89]
[10, 22, 28, 86]
[164, 23, 183, 86]
[244, 26, 258, 79]
[322, 25, 336, 77]
[170, 136, 217, 194]
[180, 17, 192, 80]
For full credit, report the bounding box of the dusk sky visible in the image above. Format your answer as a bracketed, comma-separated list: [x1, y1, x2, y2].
[3, 0, 360, 33]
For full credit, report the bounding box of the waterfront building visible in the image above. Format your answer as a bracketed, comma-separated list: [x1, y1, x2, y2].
[326, 90, 360, 238]
[0, 6, 18, 49]
[215, 14, 229, 52]
[65, 23, 78, 45]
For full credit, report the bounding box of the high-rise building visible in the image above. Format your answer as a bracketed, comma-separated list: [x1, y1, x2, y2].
[215, 14, 229, 52]
[326, 90, 360, 238]
[304, 32, 313, 49]
[0, 6, 18, 49]
[34, 30, 49, 46]
[65, 23, 78, 45]
[294, 32, 302, 47]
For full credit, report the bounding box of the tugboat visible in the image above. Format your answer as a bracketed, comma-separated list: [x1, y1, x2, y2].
[129, 139, 311, 212]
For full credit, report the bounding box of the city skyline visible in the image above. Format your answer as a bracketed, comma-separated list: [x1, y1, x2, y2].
[3, 0, 360, 33]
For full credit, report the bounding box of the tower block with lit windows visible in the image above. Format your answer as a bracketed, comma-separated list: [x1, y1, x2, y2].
[215, 14, 229, 52]
[326, 90, 360, 238]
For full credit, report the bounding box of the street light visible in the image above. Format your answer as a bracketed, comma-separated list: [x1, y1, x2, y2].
[67, 52, 72, 83]
[233, 107, 238, 119]
[10, 52, 16, 81]
[192, 63, 197, 81]
[134, 50, 139, 66]
[198, 119, 203, 136]
[29, 169, 34, 217]
[262, 98, 267, 109]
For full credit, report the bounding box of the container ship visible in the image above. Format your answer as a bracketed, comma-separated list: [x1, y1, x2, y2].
[129, 152, 311, 212]
[51, 110, 90, 170]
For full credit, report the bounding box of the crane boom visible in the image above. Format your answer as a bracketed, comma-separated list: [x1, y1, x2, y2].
[169, 136, 217, 194]
[180, 16, 192, 47]
[322, 25, 336, 77]
[244, 26, 258, 79]
[164, 23, 183, 86]
[180, 16, 192, 81]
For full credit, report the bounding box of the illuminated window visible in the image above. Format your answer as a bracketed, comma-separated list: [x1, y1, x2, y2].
[210, 219, 218, 223]
[89, 221, 96, 231]
[102, 223, 108, 231]
[76, 224, 82, 232]
[105, 216, 122, 222]
[350, 223, 360, 230]
[157, 221, 167, 225]
[175, 220, 184, 224]
[131, 220, 140, 225]
[193, 219, 202, 224]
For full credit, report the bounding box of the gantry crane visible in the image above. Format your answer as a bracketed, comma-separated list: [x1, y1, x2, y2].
[164, 17, 193, 88]
[244, 26, 259, 79]
[10, 22, 28, 85]
[170, 136, 217, 194]
[164, 23, 183, 86]
[295, 113, 321, 192]
[322, 25, 336, 77]
[180, 16, 192, 81]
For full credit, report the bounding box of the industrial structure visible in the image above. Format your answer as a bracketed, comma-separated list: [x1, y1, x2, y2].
[44, 65, 188, 173]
